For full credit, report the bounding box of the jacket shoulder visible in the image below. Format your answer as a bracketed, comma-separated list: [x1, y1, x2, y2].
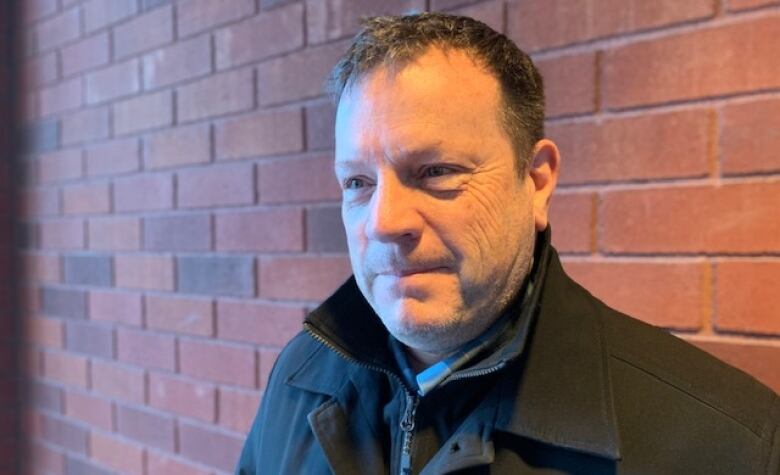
[595, 296, 778, 437]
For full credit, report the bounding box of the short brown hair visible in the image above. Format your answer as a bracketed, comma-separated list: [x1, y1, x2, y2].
[328, 12, 545, 173]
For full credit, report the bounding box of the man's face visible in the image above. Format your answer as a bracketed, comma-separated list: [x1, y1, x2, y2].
[335, 47, 542, 354]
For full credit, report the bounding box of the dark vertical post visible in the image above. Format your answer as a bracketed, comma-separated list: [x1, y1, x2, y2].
[0, 0, 23, 473]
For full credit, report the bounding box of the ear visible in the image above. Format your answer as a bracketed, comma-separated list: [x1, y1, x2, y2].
[528, 139, 561, 232]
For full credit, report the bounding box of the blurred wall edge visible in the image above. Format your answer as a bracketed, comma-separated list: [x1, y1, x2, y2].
[1, 0, 23, 474]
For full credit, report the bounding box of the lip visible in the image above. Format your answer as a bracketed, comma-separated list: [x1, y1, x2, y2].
[379, 266, 448, 277]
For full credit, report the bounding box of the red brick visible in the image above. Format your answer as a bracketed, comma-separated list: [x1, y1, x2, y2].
[179, 338, 256, 387]
[149, 371, 216, 421]
[728, 0, 780, 10]
[144, 214, 212, 251]
[603, 17, 780, 109]
[28, 316, 64, 348]
[30, 380, 64, 413]
[24, 0, 58, 24]
[88, 216, 142, 251]
[147, 452, 211, 475]
[39, 149, 82, 184]
[90, 431, 145, 475]
[39, 77, 82, 116]
[24, 91, 39, 123]
[548, 192, 594, 254]
[259, 348, 279, 388]
[142, 35, 212, 89]
[22, 285, 42, 317]
[178, 163, 255, 208]
[715, 261, 780, 336]
[536, 52, 596, 118]
[113, 90, 174, 136]
[64, 390, 112, 431]
[178, 0, 255, 37]
[22, 188, 60, 217]
[508, 0, 715, 52]
[116, 404, 175, 452]
[216, 208, 304, 252]
[177, 255, 256, 297]
[40, 413, 89, 455]
[36, 8, 80, 52]
[114, 6, 174, 59]
[563, 259, 709, 330]
[721, 98, 780, 176]
[690, 338, 780, 395]
[144, 124, 211, 169]
[115, 254, 175, 291]
[27, 347, 43, 378]
[178, 68, 254, 122]
[24, 51, 58, 87]
[66, 320, 115, 358]
[86, 59, 141, 104]
[306, 205, 347, 252]
[41, 286, 88, 319]
[258, 154, 341, 204]
[430, 0, 473, 9]
[62, 182, 111, 215]
[61, 33, 110, 77]
[259, 255, 352, 301]
[30, 442, 65, 475]
[306, 0, 424, 44]
[217, 300, 305, 346]
[86, 138, 141, 177]
[215, 3, 304, 69]
[451, 0, 505, 33]
[215, 108, 304, 160]
[61, 107, 110, 145]
[89, 289, 143, 326]
[25, 251, 61, 282]
[42, 351, 88, 388]
[40, 218, 85, 250]
[600, 181, 780, 254]
[114, 173, 174, 212]
[83, 0, 138, 33]
[117, 328, 176, 371]
[91, 360, 146, 404]
[550, 109, 713, 185]
[257, 41, 347, 105]
[305, 101, 335, 151]
[178, 421, 245, 471]
[218, 387, 260, 433]
[146, 294, 214, 336]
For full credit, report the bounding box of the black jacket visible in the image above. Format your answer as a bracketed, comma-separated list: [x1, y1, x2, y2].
[236, 232, 780, 474]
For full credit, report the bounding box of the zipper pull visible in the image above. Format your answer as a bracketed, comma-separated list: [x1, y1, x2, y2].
[399, 393, 419, 475]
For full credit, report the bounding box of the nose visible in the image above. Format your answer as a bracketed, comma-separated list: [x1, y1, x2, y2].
[365, 175, 423, 244]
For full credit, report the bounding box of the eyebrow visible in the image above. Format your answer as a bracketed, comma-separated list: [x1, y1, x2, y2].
[335, 145, 447, 170]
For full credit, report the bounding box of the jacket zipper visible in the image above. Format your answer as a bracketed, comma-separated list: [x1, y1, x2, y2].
[399, 392, 419, 475]
[303, 323, 504, 474]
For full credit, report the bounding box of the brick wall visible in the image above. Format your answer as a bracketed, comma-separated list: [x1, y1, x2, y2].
[19, 0, 780, 474]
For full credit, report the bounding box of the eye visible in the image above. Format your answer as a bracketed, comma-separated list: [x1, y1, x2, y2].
[343, 177, 366, 190]
[421, 166, 452, 178]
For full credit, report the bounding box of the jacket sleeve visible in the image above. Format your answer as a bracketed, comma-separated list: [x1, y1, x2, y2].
[234, 353, 281, 475]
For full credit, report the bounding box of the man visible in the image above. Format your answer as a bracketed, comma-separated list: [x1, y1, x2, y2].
[237, 13, 779, 474]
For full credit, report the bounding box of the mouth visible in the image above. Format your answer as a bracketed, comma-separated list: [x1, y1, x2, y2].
[380, 266, 449, 277]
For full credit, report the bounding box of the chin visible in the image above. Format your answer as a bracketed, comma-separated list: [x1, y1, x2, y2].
[377, 298, 464, 350]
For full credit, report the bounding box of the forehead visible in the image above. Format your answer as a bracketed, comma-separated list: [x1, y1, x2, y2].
[334, 47, 507, 164]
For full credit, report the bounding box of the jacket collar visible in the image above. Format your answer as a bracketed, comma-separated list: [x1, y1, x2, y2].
[493, 244, 621, 460]
[299, 228, 621, 461]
